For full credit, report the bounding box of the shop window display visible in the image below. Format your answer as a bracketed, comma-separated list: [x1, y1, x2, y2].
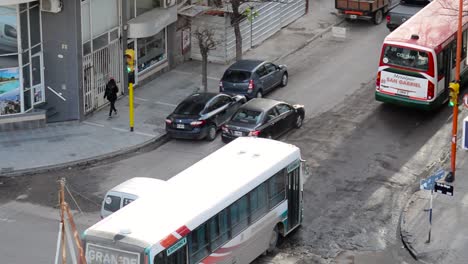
[0, 5, 21, 116]
[137, 29, 166, 72]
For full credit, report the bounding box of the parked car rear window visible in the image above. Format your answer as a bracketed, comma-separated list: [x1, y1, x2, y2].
[104, 195, 121, 212]
[174, 99, 206, 115]
[223, 70, 251, 83]
[231, 109, 262, 124]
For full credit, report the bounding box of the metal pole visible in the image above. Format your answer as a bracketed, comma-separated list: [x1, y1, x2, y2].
[65, 204, 87, 264]
[426, 189, 433, 243]
[59, 178, 67, 264]
[54, 222, 63, 264]
[129, 82, 134, 132]
[448, 0, 463, 183]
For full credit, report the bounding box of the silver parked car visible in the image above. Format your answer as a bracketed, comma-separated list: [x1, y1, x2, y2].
[219, 60, 288, 100]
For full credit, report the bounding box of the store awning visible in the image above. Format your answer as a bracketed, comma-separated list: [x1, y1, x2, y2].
[1, 0, 34, 4]
[127, 6, 177, 39]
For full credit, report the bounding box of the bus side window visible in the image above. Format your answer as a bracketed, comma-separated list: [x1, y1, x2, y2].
[250, 183, 268, 222]
[188, 223, 210, 264]
[438, 52, 445, 78]
[208, 209, 229, 250]
[463, 30, 467, 60]
[268, 169, 286, 209]
[452, 44, 457, 67]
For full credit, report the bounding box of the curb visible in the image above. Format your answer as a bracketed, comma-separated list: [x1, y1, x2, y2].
[273, 17, 345, 63]
[400, 190, 421, 261]
[0, 133, 170, 178]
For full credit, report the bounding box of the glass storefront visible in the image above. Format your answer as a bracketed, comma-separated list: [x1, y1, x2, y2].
[0, 2, 43, 117]
[0, 5, 21, 115]
[126, 0, 168, 84]
[137, 29, 166, 73]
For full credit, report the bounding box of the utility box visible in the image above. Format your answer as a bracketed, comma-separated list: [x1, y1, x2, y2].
[463, 116, 468, 150]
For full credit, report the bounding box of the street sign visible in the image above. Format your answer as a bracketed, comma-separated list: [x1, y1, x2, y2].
[434, 182, 454, 196]
[420, 169, 446, 190]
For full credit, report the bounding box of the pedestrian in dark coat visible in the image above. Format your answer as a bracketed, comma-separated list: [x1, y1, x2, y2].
[104, 78, 119, 118]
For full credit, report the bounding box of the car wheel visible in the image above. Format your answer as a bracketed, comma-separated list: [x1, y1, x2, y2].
[256, 91, 263, 98]
[267, 134, 273, 139]
[294, 115, 303, 128]
[267, 226, 279, 253]
[280, 73, 288, 87]
[206, 125, 217, 141]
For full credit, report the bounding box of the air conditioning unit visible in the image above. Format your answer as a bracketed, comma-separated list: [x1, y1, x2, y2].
[163, 0, 176, 8]
[40, 0, 62, 13]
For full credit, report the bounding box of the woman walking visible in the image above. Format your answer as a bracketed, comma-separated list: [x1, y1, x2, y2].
[104, 78, 119, 118]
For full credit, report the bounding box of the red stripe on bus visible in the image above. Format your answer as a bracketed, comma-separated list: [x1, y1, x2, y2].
[160, 234, 178, 248]
[201, 254, 231, 264]
[176, 225, 191, 237]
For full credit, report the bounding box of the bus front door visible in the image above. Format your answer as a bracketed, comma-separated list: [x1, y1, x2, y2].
[287, 166, 301, 231]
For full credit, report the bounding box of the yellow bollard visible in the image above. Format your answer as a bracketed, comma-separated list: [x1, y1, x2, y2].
[129, 82, 134, 132]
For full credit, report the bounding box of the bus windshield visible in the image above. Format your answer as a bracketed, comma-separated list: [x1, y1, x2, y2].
[383, 45, 429, 71]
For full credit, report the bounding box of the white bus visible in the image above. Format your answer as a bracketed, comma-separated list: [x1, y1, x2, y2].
[82, 137, 304, 264]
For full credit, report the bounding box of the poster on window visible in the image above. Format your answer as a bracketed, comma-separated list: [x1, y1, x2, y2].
[0, 5, 19, 71]
[0, 67, 21, 115]
[182, 28, 190, 54]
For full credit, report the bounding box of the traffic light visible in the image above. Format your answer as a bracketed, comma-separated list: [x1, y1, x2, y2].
[125, 49, 135, 84]
[449, 82, 460, 107]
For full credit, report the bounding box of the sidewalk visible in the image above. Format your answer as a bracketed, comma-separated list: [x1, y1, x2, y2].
[0, 0, 341, 177]
[401, 111, 468, 264]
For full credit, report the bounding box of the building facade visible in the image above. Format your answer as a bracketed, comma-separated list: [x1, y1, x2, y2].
[0, 0, 188, 124]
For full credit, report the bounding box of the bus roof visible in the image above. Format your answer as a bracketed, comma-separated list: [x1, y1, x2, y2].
[107, 177, 167, 196]
[84, 137, 301, 252]
[385, 0, 468, 51]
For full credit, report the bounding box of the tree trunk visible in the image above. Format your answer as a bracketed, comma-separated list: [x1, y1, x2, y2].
[231, 1, 243, 61]
[202, 53, 208, 92]
[234, 22, 242, 61]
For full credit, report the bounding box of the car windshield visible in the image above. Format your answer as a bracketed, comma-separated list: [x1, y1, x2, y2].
[223, 70, 251, 83]
[383, 45, 429, 71]
[174, 97, 206, 115]
[231, 109, 262, 124]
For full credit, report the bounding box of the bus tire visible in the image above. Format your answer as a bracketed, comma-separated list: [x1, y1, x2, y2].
[267, 226, 279, 253]
[373, 10, 383, 25]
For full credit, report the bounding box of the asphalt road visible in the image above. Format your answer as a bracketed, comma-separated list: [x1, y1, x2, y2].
[0, 21, 454, 264]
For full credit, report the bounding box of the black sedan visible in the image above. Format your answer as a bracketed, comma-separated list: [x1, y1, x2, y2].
[166, 92, 246, 141]
[221, 98, 305, 143]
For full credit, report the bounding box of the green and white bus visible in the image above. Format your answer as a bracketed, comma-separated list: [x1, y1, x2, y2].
[83, 137, 305, 264]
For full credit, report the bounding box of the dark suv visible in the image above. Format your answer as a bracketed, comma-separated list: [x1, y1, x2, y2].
[219, 60, 288, 99]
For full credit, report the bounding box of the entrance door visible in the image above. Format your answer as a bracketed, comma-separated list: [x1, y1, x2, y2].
[287, 163, 301, 231]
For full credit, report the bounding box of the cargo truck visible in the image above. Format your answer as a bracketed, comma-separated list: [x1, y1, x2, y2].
[335, 0, 392, 24]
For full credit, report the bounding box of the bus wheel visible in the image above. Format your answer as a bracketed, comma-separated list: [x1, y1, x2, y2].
[373, 10, 383, 25]
[267, 226, 279, 253]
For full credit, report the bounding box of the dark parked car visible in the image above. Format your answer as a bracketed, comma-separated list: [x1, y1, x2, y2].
[166, 92, 246, 141]
[219, 60, 288, 100]
[221, 98, 305, 143]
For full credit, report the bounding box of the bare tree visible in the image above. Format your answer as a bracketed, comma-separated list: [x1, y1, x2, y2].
[194, 27, 218, 91]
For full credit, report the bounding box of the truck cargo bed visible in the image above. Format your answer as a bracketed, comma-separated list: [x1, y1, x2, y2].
[335, 0, 388, 12]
